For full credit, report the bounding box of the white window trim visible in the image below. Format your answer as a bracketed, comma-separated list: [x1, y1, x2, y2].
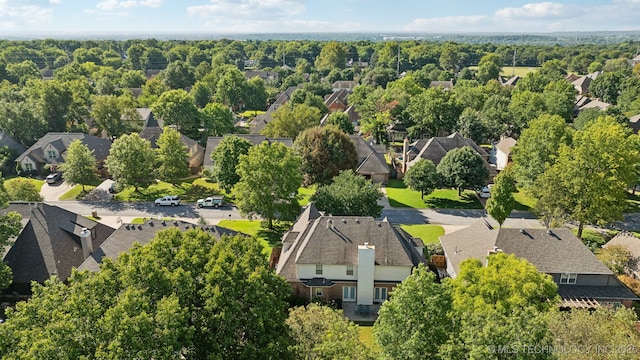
[342, 286, 356, 301]
[560, 273, 577, 284]
[374, 287, 388, 302]
[315, 264, 323, 275]
[346, 264, 354, 276]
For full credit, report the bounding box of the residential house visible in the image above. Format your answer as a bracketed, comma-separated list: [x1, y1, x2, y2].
[250, 85, 301, 135]
[492, 137, 516, 171]
[145, 69, 162, 79]
[403, 133, 493, 178]
[344, 105, 361, 130]
[275, 204, 426, 320]
[16, 133, 112, 174]
[138, 108, 205, 174]
[79, 219, 238, 272]
[0, 131, 26, 157]
[244, 70, 279, 83]
[628, 114, 640, 134]
[429, 80, 454, 90]
[577, 98, 610, 112]
[603, 231, 640, 280]
[324, 89, 350, 112]
[439, 219, 638, 308]
[350, 135, 390, 184]
[501, 75, 520, 87]
[203, 135, 294, 173]
[572, 76, 592, 95]
[565, 73, 581, 82]
[1, 202, 116, 298]
[332, 81, 357, 93]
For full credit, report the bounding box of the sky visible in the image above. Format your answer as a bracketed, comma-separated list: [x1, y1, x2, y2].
[1, 0, 640, 35]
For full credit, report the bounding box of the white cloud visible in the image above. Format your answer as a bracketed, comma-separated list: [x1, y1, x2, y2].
[495, 2, 577, 19]
[96, 0, 162, 11]
[187, 0, 305, 19]
[0, 1, 55, 29]
[49, 0, 61, 4]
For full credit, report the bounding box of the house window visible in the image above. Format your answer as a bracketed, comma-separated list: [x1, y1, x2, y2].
[346, 264, 354, 276]
[342, 286, 356, 301]
[24, 163, 33, 171]
[560, 273, 577, 284]
[315, 264, 323, 275]
[374, 287, 388, 302]
[314, 289, 323, 298]
[47, 150, 57, 159]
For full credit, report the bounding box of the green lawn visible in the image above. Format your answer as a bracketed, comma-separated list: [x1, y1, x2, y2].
[386, 179, 482, 209]
[59, 185, 96, 200]
[469, 66, 539, 78]
[114, 178, 224, 203]
[400, 224, 445, 244]
[5, 177, 45, 191]
[358, 326, 377, 351]
[513, 190, 535, 211]
[217, 219, 288, 257]
[298, 186, 316, 206]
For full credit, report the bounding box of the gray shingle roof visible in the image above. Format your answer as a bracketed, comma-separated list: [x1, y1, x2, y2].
[557, 284, 637, 300]
[78, 220, 238, 272]
[16, 133, 113, 164]
[277, 214, 425, 282]
[495, 137, 516, 155]
[0, 131, 25, 154]
[439, 219, 613, 276]
[604, 231, 640, 275]
[407, 132, 488, 168]
[1, 202, 116, 295]
[349, 135, 389, 176]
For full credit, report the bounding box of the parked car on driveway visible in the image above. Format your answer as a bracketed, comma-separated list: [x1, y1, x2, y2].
[478, 185, 492, 199]
[45, 172, 62, 184]
[197, 196, 224, 208]
[155, 195, 181, 206]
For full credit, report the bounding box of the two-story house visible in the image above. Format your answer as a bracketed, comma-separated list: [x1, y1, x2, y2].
[439, 219, 638, 309]
[275, 204, 425, 320]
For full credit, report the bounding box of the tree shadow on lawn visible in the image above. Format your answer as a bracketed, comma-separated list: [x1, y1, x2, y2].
[424, 192, 483, 209]
[180, 184, 222, 202]
[256, 222, 291, 248]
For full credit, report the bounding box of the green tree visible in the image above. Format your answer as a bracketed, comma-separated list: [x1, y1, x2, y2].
[215, 67, 249, 111]
[485, 167, 517, 227]
[105, 133, 156, 192]
[315, 41, 347, 72]
[26, 79, 75, 132]
[211, 135, 253, 193]
[0, 229, 293, 359]
[262, 103, 322, 140]
[91, 95, 131, 137]
[0, 100, 46, 146]
[287, 304, 372, 360]
[475, 53, 502, 84]
[374, 265, 453, 360]
[404, 159, 440, 200]
[597, 244, 633, 275]
[325, 111, 354, 134]
[310, 170, 383, 217]
[58, 140, 98, 191]
[361, 110, 392, 145]
[294, 126, 358, 186]
[245, 76, 268, 111]
[511, 114, 571, 191]
[155, 127, 189, 184]
[161, 60, 195, 89]
[436, 146, 489, 196]
[199, 102, 235, 138]
[573, 107, 604, 130]
[151, 89, 199, 136]
[549, 307, 640, 360]
[407, 87, 462, 138]
[5, 178, 42, 202]
[0, 178, 22, 291]
[119, 69, 146, 88]
[443, 253, 559, 359]
[533, 116, 639, 238]
[235, 141, 302, 229]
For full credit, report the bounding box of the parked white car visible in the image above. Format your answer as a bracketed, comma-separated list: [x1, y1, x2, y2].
[479, 185, 491, 199]
[154, 195, 181, 206]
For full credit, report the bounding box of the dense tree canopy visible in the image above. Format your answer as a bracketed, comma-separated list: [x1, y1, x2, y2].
[211, 135, 253, 193]
[262, 103, 322, 140]
[403, 159, 440, 199]
[235, 141, 302, 229]
[58, 139, 99, 191]
[436, 146, 489, 195]
[0, 229, 293, 359]
[485, 167, 517, 227]
[154, 127, 190, 184]
[105, 133, 156, 191]
[310, 170, 383, 217]
[293, 125, 358, 186]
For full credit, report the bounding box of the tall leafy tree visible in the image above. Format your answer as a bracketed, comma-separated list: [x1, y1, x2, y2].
[4, 178, 42, 202]
[0, 229, 293, 359]
[485, 167, 517, 227]
[436, 146, 489, 196]
[161, 60, 195, 89]
[403, 159, 440, 200]
[293, 125, 358, 186]
[533, 116, 639, 238]
[26, 79, 75, 132]
[155, 127, 189, 184]
[287, 304, 373, 360]
[325, 111, 355, 134]
[0, 178, 23, 291]
[105, 133, 156, 192]
[0, 100, 46, 146]
[310, 170, 383, 217]
[235, 141, 302, 229]
[315, 41, 347, 72]
[199, 102, 235, 138]
[475, 53, 502, 84]
[215, 67, 248, 111]
[91, 95, 131, 138]
[374, 265, 453, 360]
[211, 135, 253, 193]
[58, 140, 99, 191]
[262, 103, 322, 140]
[407, 87, 463, 138]
[511, 114, 572, 191]
[442, 253, 559, 359]
[151, 89, 199, 136]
